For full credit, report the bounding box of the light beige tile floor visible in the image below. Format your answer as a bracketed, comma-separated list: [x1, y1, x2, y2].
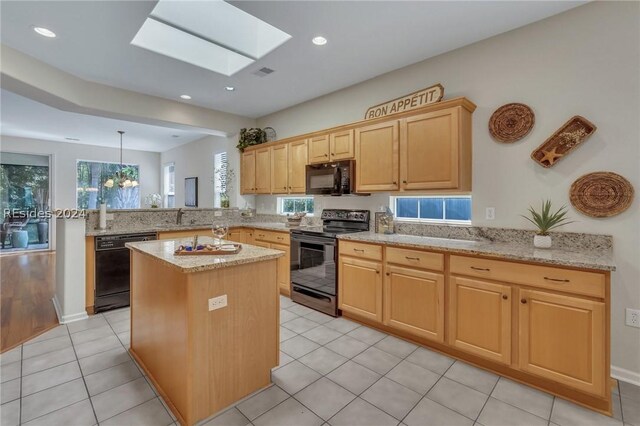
[0, 295, 636, 426]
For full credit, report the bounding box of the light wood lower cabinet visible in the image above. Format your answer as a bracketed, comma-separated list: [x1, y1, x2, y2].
[253, 230, 291, 296]
[383, 265, 444, 342]
[448, 276, 512, 365]
[227, 228, 250, 244]
[338, 256, 383, 322]
[519, 288, 606, 396]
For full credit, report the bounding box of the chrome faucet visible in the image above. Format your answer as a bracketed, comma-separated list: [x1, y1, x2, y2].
[176, 208, 185, 225]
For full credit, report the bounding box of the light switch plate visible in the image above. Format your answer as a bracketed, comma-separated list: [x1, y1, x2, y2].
[485, 207, 495, 220]
[208, 295, 227, 311]
[214, 211, 222, 217]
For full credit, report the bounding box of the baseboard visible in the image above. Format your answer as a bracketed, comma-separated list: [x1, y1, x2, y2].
[611, 365, 640, 387]
[51, 297, 89, 324]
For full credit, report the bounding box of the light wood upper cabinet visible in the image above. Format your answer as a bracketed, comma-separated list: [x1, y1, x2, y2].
[330, 130, 354, 161]
[338, 256, 383, 323]
[355, 121, 400, 192]
[518, 289, 605, 396]
[308, 135, 330, 164]
[255, 147, 271, 194]
[400, 107, 461, 190]
[288, 139, 308, 194]
[449, 276, 512, 365]
[241, 151, 256, 194]
[384, 265, 444, 342]
[271, 144, 289, 194]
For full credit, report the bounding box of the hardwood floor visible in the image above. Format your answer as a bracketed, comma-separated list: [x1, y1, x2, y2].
[1, 251, 58, 352]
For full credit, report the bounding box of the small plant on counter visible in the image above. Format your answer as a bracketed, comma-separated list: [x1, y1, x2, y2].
[521, 199, 574, 248]
[144, 193, 162, 208]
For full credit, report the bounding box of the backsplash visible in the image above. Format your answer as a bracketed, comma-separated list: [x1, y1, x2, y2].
[85, 208, 321, 232]
[392, 221, 612, 250]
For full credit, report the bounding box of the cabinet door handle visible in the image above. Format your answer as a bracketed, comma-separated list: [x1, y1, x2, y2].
[544, 277, 570, 283]
[385, 272, 390, 276]
[283, 186, 287, 189]
[331, 153, 335, 156]
[470, 266, 491, 272]
[376, 270, 380, 274]
[405, 256, 420, 261]
[502, 294, 508, 300]
[402, 180, 407, 184]
[277, 237, 284, 240]
[520, 298, 527, 304]
[324, 153, 328, 157]
[393, 181, 397, 185]
[353, 248, 365, 252]
[288, 186, 292, 190]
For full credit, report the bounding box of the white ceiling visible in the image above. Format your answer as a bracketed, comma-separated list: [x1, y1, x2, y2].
[0, 1, 585, 119]
[0, 90, 207, 152]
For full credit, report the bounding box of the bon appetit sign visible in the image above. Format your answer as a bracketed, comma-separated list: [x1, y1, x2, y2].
[364, 83, 444, 119]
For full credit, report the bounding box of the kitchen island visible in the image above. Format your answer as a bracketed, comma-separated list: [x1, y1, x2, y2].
[126, 237, 284, 426]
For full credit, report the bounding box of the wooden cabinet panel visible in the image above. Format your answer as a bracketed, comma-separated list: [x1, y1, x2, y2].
[288, 139, 308, 194]
[400, 108, 459, 190]
[449, 276, 512, 364]
[271, 242, 291, 296]
[385, 247, 444, 271]
[339, 256, 383, 322]
[308, 135, 330, 164]
[255, 148, 271, 194]
[339, 241, 383, 261]
[241, 151, 256, 194]
[384, 265, 444, 342]
[355, 121, 399, 191]
[450, 255, 605, 299]
[227, 228, 248, 244]
[271, 145, 289, 194]
[253, 230, 289, 246]
[519, 289, 605, 396]
[330, 129, 354, 160]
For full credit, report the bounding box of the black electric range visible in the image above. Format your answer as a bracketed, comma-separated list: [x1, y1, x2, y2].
[289, 209, 370, 316]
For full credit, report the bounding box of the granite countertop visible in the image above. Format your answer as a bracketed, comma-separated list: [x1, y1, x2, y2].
[87, 222, 293, 236]
[338, 232, 616, 271]
[126, 236, 285, 273]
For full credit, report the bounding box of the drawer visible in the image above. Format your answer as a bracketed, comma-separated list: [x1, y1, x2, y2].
[252, 229, 290, 245]
[385, 246, 444, 271]
[339, 241, 383, 261]
[450, 255, 605, 298]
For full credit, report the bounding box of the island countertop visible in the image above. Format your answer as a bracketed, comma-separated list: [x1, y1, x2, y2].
[337, 232, 616, 271]
[126, 237, 285, 273]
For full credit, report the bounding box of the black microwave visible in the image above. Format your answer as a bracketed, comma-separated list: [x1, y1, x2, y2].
[306, 160, 357, 196]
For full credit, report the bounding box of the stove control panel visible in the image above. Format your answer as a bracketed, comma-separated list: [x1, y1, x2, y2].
[321, 209, 370, 223]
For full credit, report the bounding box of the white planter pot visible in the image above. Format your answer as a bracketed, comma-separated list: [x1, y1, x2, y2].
[533, 234, 552, 249]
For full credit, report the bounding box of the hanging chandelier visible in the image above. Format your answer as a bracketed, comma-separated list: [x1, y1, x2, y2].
[104, 130, 139, 189]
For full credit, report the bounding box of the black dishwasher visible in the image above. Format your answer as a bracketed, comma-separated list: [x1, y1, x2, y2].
[95, 233, 157, 312]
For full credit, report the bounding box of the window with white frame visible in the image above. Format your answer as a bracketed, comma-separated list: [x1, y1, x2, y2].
[278, 196, 314, 215]
[391, 195, 472, 224]
[163, 162, 175, 208]
[213, 152, 228, 208]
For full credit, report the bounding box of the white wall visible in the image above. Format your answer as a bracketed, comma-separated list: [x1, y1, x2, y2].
[0, 135, 161, 210]
[160, 134, 256, 210]
[256, 3, 640, 379]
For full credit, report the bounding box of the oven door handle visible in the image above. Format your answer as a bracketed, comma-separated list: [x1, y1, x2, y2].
[291, 235, 336, 246]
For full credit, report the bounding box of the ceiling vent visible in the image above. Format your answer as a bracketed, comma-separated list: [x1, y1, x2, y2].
[252, 67, 275, 77]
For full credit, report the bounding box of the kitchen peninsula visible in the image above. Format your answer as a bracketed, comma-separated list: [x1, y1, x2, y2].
[126, 237, 284, 426]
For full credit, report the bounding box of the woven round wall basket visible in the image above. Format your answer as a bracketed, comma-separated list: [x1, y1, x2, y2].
[570, 172, 634, 218]
[489, 103, 535, 143]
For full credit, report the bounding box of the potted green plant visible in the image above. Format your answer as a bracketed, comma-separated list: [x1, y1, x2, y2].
[236, 128, 267, 152]
[522, 200, 574, 248]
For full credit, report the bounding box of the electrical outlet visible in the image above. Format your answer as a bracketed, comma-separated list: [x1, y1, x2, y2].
[626, 308, 640, 328]
[485, 207, 495, 220]
[214, 211, 222, 217]
[208, 295, 227, 311]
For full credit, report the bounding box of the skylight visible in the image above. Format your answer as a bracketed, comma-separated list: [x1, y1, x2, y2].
[131, 0, 291, 76]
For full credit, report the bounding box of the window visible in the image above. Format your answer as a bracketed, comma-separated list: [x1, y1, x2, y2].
[278, 196, 314, 215]
[391, 196, 471, 224]
[213, 152, 228, 207]
[163, 162, 175, 208]
[76, 160, 140, 209]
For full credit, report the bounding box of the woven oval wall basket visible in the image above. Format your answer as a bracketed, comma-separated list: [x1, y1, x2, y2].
[488, 103, 535, 143]
[570, 172, 634, 217]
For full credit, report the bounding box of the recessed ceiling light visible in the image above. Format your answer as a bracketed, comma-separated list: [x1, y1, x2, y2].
[312, 36, 327, 46]
[225, 86, 235, 91]
[180, 94, 191, 100]
[34, 27, 56, 38]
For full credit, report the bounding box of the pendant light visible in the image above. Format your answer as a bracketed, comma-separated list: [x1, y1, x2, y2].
[104, 131, 139, 189]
